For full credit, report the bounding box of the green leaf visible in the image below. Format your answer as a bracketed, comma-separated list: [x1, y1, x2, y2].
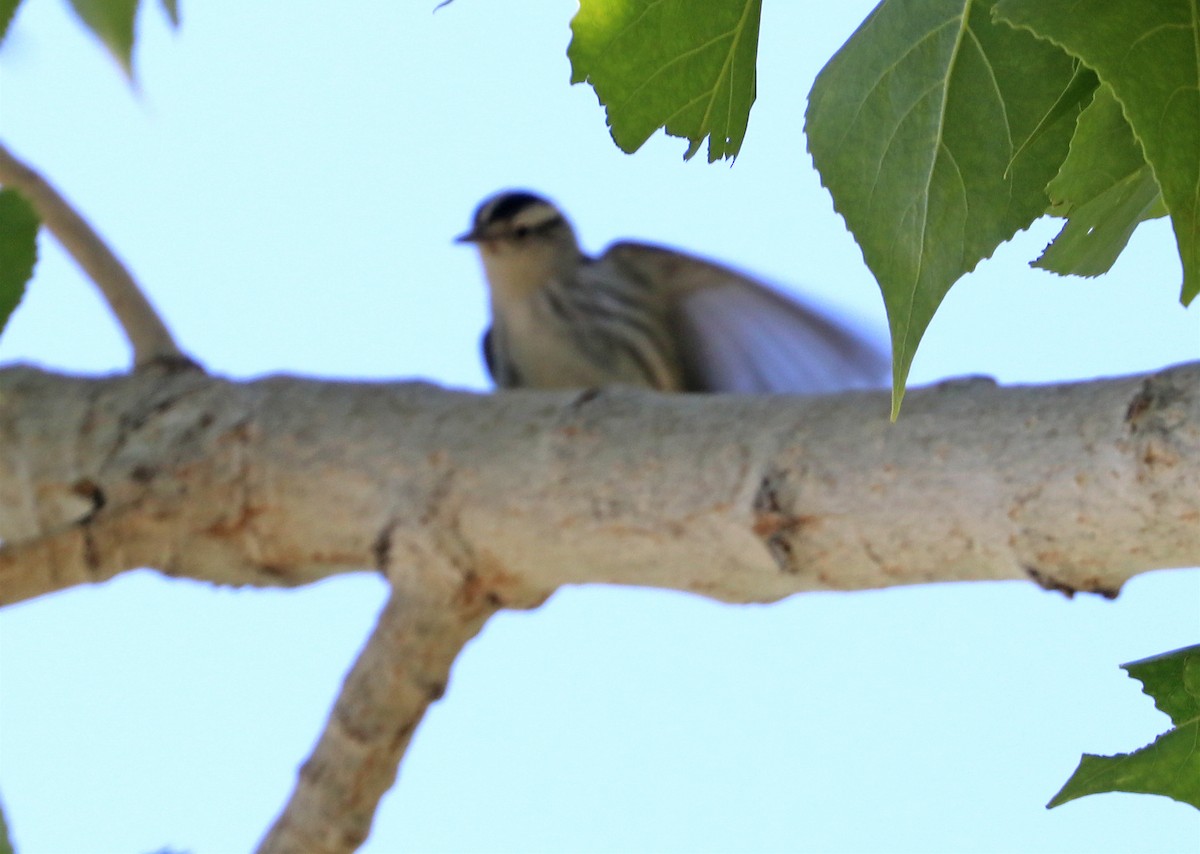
[1007, 60, 1097, 177]
[1036, 166, 1162, 277]
[995, 0, 1200, 306]
[0, 793, 11, 854]
[1048, 645, 1200, 810]
[159, 0, 178, 29]
[1044, 86, 1155, 214]
[0, 0, 23, 46]
[0, 799, 11, 854]
[1127, 644, 1200, 728]
[66, 0, 140, 78]
[568, 0, 761, 162]
[1037, 83, 1165, 277]
[806, 0, 1079, 418]
[0, 188, 39, 337]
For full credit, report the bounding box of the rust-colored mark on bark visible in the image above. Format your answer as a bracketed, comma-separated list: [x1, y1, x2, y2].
[459, 551, 546, 612]
[1141, 440, 1179, 468]
[71, 477, 106, 516]
[203, 503, 266, 537]
[752, 470, 816, 575]
[454, 568, 514, 617]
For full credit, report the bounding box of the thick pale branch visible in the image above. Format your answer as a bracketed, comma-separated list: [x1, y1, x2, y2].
[0, 142, 186, 366]
[1, 362, 1197, 607]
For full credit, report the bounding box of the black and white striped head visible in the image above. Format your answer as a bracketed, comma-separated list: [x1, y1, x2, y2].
[455, 190, 577, 251]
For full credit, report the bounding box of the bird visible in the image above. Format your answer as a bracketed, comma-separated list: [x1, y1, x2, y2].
[456, 190, 888, 394]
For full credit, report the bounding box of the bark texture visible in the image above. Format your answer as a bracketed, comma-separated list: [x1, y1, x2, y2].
[2, 362, 1197, 605]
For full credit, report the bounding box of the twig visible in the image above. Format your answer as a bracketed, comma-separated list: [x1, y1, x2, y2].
[0, 141, 187, 367]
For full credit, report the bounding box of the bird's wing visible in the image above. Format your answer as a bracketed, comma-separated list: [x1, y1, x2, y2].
[482, 326, 521, 388]
[606, 241, 889, 395]
[481, 327, 499, 383]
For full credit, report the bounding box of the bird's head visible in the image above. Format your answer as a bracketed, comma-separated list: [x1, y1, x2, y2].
[456, 190, 582, 298]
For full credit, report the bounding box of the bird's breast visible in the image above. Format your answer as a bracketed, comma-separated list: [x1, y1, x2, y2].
[490, 284, 622, 389]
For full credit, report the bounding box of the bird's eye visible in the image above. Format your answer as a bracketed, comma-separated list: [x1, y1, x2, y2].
[512, 225, 530, 240]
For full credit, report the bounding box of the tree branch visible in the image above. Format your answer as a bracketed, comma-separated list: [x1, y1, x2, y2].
[0, 141, 188, 367]
[257, 560, 506, 854]
[1, 363, 1197, 608]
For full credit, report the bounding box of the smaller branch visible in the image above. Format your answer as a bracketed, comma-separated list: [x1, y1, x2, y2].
[257, 559, 506, 854]
[0, 141, 188, 367]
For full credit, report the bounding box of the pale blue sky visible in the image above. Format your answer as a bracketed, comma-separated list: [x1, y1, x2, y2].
[0, 3, 1197, 853]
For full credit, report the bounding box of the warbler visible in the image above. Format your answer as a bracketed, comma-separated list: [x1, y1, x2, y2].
[457, 190, 887, 394]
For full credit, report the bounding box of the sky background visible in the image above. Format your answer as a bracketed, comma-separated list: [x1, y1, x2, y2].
[1, 2, 1198, 853]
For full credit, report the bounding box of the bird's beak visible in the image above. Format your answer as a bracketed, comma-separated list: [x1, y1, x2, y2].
[454, 226, 485, 244]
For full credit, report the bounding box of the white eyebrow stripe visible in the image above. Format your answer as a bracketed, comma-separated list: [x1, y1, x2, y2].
[512, 204, 564, 230]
